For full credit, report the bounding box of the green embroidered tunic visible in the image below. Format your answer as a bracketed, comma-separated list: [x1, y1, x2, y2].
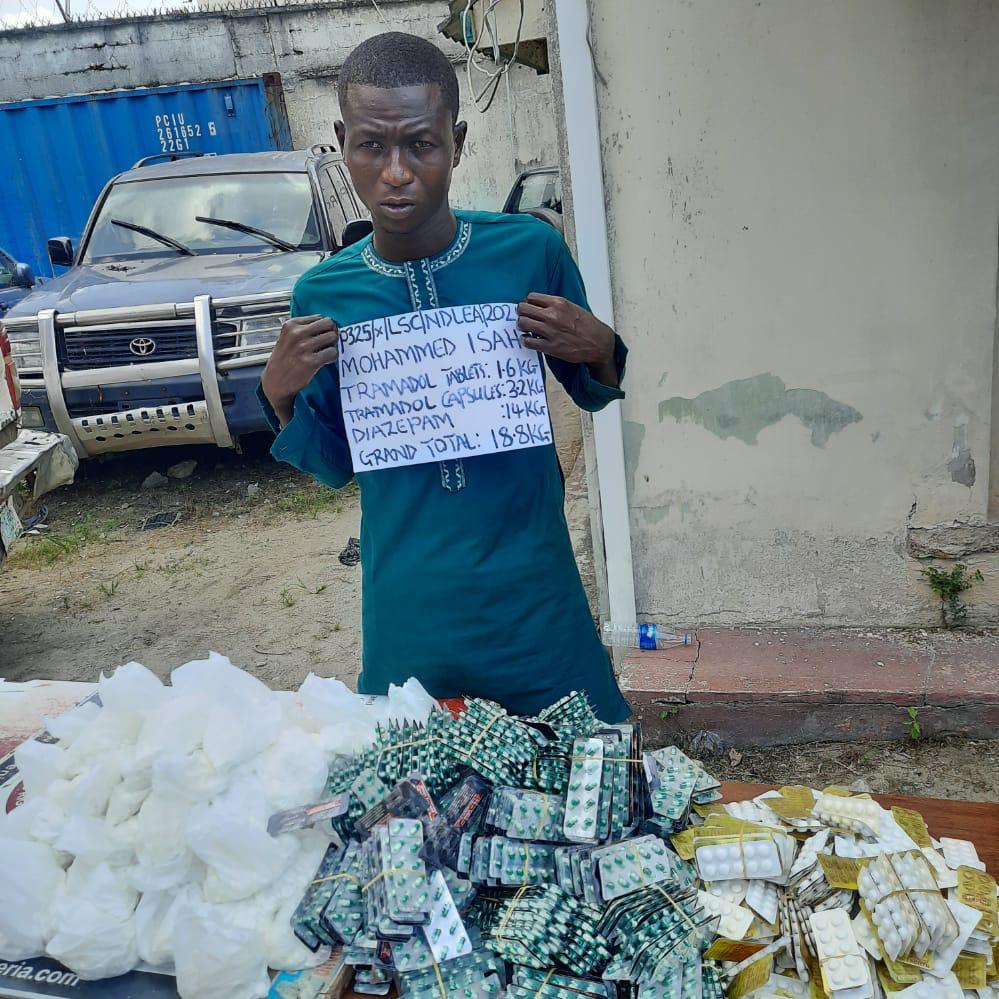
[258, 210, 630, 722]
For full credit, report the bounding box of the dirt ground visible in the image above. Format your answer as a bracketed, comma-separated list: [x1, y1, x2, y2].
[0, 381, 594, 692]
[1, 435, 366, 689]
[706, 737, 999, 804]
[1, 400, 995, 803]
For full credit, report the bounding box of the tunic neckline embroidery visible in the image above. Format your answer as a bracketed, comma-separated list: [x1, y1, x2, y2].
[360, 217, 472, 280]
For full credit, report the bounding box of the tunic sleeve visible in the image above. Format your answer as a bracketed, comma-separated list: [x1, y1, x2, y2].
[254, 292, 355, 489]
[543, 235, 628, 413]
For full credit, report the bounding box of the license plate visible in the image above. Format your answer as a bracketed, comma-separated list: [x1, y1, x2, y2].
[0, 496, 24, 550]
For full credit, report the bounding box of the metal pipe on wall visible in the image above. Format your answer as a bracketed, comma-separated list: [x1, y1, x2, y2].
[551, 0, 637, 627]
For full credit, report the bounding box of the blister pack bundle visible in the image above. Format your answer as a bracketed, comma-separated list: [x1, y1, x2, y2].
[286, 695, 997, 999]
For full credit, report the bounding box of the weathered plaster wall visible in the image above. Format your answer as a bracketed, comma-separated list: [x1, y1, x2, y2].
[0, 0, 557, 212]
[590, 0, 999, 626]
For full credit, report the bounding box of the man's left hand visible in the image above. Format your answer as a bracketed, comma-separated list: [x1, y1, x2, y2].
[517, 293, 618, 387]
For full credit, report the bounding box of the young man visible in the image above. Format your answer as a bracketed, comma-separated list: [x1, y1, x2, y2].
[260, 31, 630, 722]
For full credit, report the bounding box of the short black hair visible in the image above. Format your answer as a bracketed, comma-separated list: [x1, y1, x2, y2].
[338, 32, 460, 122]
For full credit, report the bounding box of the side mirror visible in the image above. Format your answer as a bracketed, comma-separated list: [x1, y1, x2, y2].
[341, 219, 373, 248]
[13, 263, 34, 288]
[48, 237, 74, 268]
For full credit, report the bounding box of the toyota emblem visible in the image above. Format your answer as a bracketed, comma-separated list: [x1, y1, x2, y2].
[129, 337, 156, 357]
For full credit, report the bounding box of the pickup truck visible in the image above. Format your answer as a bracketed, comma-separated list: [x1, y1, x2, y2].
[0, 328, 77, 562]
[3, 147, 369, 459]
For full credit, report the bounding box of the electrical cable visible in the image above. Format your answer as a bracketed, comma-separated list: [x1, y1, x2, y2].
[461, 0, 525, 114]
[369, 0, 390, 27]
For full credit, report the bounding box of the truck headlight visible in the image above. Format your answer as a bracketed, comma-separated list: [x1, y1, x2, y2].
[238, 313, 288, 349]
[6, 325, 42, 371]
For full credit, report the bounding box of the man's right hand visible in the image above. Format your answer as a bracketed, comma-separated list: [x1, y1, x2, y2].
[261, 315, 340, 427]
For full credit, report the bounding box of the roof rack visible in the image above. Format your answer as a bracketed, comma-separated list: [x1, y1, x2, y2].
[309, 143, 339, 156]
[132, 151, 209, 169]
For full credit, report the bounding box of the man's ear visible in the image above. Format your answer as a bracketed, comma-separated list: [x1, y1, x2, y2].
[334, 120, 346, 152]
[453, 121, 468, 167]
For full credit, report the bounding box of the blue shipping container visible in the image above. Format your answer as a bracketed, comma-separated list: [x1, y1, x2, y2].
[0, 76, 293, 278]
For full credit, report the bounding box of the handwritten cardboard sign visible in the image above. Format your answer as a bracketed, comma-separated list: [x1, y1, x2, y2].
[337, 302, 552, 472]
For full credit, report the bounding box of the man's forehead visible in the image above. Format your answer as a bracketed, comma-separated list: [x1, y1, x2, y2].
[342, 82, 450, 125]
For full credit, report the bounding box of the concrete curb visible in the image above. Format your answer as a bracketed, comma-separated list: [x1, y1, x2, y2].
[621, 628, 999, 747]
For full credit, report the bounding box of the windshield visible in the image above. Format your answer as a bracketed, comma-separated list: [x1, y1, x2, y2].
[83, 172, 321, 262]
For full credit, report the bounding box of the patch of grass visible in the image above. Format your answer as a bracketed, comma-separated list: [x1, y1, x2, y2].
[8, 516, 122, 569]
[282, 579, 328, 608]
[98, 576, 122, 598]
[273, 482, 356, 520]
[312, 620, 342, 640]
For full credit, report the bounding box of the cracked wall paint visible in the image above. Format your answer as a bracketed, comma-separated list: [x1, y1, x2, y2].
[658, 373, 863, 447]
[591, 0, 999, 628]
[948, 422, 976, 487]
[622, 421, 646, 496]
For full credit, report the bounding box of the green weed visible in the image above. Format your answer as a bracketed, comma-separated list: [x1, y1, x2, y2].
[920, 562, 984, 628]
[8, 516, 122, 568]
[273, 482, 356, 520]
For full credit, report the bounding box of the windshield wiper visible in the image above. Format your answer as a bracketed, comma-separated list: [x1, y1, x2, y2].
[110, 219, 195, 256]
[195, 216, 297, 252]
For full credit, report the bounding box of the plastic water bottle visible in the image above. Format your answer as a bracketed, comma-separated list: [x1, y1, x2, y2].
[601, 621, 692, 651]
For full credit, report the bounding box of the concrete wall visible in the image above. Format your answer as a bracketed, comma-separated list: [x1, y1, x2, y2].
[588, 0, 999, 627]
[0, 0, 557, 212]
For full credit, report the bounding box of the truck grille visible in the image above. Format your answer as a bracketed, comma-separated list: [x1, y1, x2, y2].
[62, 323, 198, 369]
